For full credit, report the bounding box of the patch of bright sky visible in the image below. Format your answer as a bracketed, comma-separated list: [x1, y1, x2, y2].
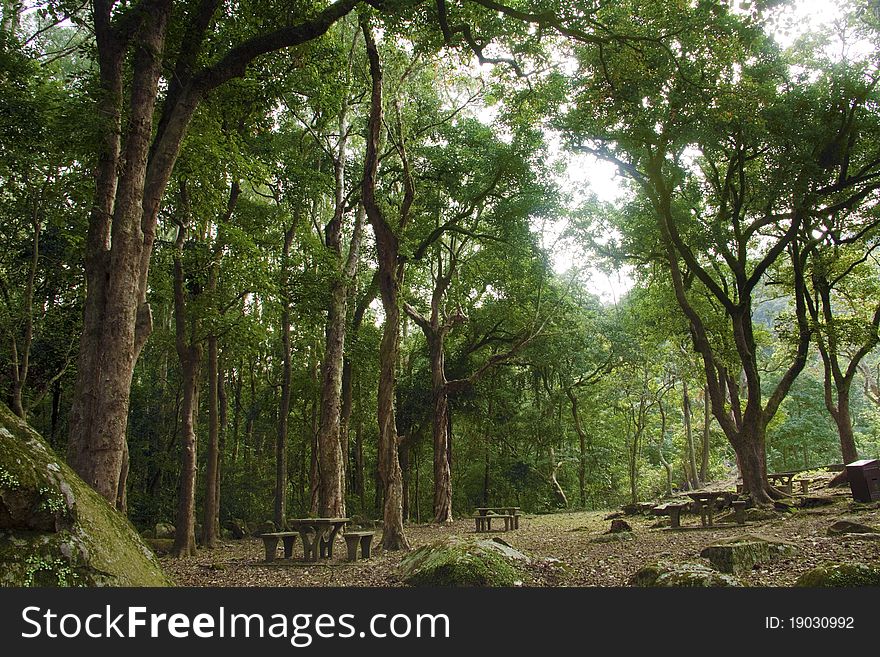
[484, 0, 860, 305]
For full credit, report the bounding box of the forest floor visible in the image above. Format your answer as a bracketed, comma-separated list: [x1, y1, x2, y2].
[162, 485, 880, 587]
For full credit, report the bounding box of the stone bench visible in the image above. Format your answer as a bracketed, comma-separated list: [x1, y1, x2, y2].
[731, 500, 747, 525]
[260, 532, 299, 562]
[473, 514, 515, 532]
[797, 478, 819, 495]
[344, 531, 375, 562]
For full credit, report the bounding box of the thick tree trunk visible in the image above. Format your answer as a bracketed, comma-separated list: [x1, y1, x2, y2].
[828, 384, 859, 464]
[732, 426, 773, 503]
[172, 349, 200, 558]
[67, 6, 172, 509]
[375, 305, 408, 548]
[317, 280, 347, 517]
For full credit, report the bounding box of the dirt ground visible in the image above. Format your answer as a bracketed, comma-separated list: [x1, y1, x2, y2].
[162, 487, 880, 587]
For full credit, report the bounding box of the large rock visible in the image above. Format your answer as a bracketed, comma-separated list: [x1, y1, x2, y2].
[229, 518, 249, 540]
[827, 520, 878, 536]
[399, 536, 527, 586]
[0, 403, 170, 586]
[154, 522, 175, 539]
[700, 534, 797, 574]
[796, 562, 880, 587]
[630, 561, 744, 587]
[609, 519, 632, 533]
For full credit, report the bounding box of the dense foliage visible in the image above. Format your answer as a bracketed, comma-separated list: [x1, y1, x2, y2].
[2, 0, 879, 547]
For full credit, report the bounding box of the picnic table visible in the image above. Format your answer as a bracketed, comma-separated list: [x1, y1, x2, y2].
[684, 491, 737, 527]
[474, 507, 521, 532]
[287, 517, 349, 561]
[767, 472, 796, 495]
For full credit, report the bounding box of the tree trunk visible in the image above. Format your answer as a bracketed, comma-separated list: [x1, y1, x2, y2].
[66, 0, 361, 511]
[202, 335, 220, 547]
[682, 379, 699, 488]
[658, 401, 673, 497]
[566, 387, 589, 507]
[829, 384, 859, 464]
[67, 6, 172, 509]
[429, 337, 453, 523]
[700, 386, 710, 482]
[275, 225, 295, 528]
[361, 17, 409, 550]
[316, 252, 349, 518]
[171, 219, 201, 558]
[732, 426, 771, 503]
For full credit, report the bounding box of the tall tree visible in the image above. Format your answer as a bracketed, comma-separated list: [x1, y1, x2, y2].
[65, 0, 365, 509]
[361, 14, 412, 548]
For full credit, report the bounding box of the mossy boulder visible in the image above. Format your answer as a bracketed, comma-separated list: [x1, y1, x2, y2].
[700, 534, 797, 574]
[399, 536, 527, 586]
[0, 403, 171, 586]
[154, 523, 175, 539]
[796, 562, 880, 587]
[827, 520, 878, 536]
[630, 561, 744, 587]
[590, 531, 634, 544]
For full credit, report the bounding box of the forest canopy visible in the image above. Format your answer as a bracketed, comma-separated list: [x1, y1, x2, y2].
[1, 0, 880, 554]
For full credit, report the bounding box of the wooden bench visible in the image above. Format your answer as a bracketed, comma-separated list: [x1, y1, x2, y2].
[260, 532, 299, 562]
[473, 513, 515, 532]
[343, 531, 375, 561]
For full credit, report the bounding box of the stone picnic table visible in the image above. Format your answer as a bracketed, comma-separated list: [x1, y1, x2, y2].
[767, 472, 796, 495]
[289, 517, 349, 561]
[260, 518, 349, 562]
[654, 491, 741, 529]
[473, 507, 521, 532]
[684, 491, 740, 527]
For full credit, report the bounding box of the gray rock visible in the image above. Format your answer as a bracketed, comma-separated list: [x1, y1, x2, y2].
[253, 520, 276, 536]
[398, 536, 528, 586]
[154, 522, 175, 539]
[0, 403, 170, 586]
[609, 519, 632, 533]
[229, 519, 249, 539]
[700, 533, 797, 574]
[630, 561, 744, 587]
[827, 520, 878, 535]
[796, 562, 880, 587]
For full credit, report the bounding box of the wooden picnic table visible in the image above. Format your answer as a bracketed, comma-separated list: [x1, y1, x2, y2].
[287, 517, 349, 561]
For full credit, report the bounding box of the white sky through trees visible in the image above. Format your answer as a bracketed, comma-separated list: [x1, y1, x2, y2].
[545, 0, 866, 304]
